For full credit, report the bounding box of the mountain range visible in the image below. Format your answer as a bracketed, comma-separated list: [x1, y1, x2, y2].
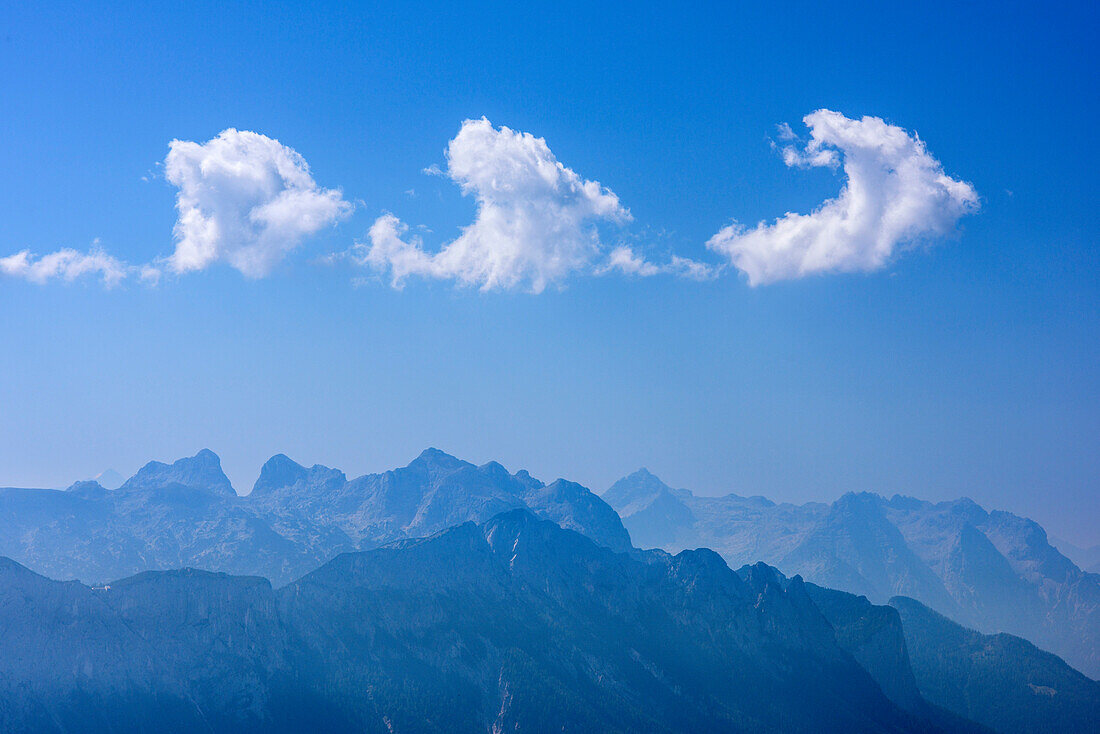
[0, 448, 630, 586]
[1, 449, 1097, 732]
[603, 468, 1100, 679]
[0, 511, 1005, 733]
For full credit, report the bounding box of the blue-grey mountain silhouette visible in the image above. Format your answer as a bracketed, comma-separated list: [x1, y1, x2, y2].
[0, 448, 630, 587]
[604, 469, 1100, 678]
[889, 595, 1100, 734]
[0, 512, 993, 733]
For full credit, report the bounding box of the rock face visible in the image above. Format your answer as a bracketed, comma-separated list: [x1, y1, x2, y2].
[0, 558, 207, 733]
[803, 582, 926, 714]
[0, 513, 975, 733]
[0, 448, 631, 587]
[603, 470, 1100, 678]
[891, 596, 1100, 734]
[101, 569, 291, 731]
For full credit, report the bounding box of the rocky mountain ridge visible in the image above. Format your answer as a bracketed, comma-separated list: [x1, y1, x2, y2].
[0, 448, 630, 586]
[0, 511, 984, 733]
[603, 469, 1100, 678]
[890, 595, 1100, 734]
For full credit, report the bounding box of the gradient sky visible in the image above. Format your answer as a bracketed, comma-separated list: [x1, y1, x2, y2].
[2, 1, 1097, 544]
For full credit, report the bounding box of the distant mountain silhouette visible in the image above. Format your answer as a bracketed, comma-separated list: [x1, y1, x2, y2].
[121, 448, 236, 495]
[890, 595, 1100, 734]
[4, 446, 1097, 729]
[604, 469, 1100, 678]
[0, 512, 981, 733]
[0, 448, 630, 586]
[798, 578, 1100, 734]
[1051, 536, 1100, 574]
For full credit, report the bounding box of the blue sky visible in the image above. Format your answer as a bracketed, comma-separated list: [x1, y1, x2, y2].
[2, 1, 1098, 543]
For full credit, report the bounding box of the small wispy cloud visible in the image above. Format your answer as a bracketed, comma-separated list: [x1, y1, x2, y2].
[596, 245, 718, 281]
[0, 241, 158, 288]
[597, 246, 662, 277]
[707, 109, 979, 285]
[775, 122, 798, 141]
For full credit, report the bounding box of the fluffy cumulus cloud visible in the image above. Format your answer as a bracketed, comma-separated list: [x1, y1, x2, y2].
[707, 110, 979, 285]
[358, 118, 632, 292]
[165, 128, 351, 278]
[3, 113, 979, 293]
[0, 244, 155, 287]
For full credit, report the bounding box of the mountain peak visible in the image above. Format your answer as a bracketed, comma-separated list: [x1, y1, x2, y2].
[251, 454, 346, 496]
[251, 454, 307, 494]
[65, 480, 107, 497]
[91, 469, 124, 490]
[947, 496, 989, 524]
[407, 447, 468, 475]
[833, 491, 888, 515]
[738, 561, 789, 592]
[482, 506, 542, 534]
[603, 467, 677, 509]
[512, 469, 542, 490]
[416, 446, 457, 461]
[477, 460, 511, 480]
[120, 449, 235, 496]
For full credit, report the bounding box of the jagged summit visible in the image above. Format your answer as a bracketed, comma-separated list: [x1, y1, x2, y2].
[406, 446, 471, 475]
[120, 448, 235, 496]
[738, 560, 789, 591]
[0, 447, 632, 585]
[476, 459, 511, 480]
[250, 453, 347, 495]
[65, 479, 108, 498]
[252, 453, 307, 493]
[603, 468, 696, 550]
[833, 490, 889, 511]
[622, 466, 665, 485]
[604, 466, 679, 507]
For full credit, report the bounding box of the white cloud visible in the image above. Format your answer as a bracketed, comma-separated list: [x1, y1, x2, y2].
[596, 245, 718, 281]
[360, 118, 631, 292]
[707, 110, 979, 285]
[667, 255, 718, 281]
[0, 245, 136, 287]
[165, 128, 351, 278]
[138, 264, 163, 285]
[355, 213, 436, 287]
[598, 246, 662, 277]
